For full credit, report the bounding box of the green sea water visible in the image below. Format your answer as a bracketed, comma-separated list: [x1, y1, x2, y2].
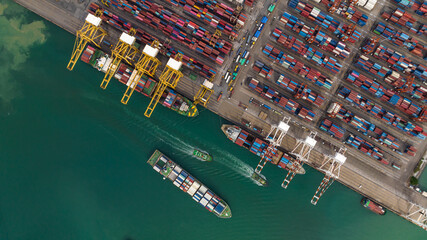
[0, 1, 426, 239]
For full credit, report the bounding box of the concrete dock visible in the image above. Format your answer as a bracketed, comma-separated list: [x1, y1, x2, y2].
[14, 0, 427, 229]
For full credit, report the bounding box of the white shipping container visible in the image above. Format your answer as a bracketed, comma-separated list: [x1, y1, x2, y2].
[187, 181, 201, 196]
[173, 180, 181, 187]
[153, 165, 161, 172]
[198, 185, 208, 195]
[173, 165, 182, 173]
[199, 198, 209, 207]
[204, 192, 213, 201]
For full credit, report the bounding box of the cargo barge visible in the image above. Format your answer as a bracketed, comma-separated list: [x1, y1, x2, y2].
[361, 197, 386, 215]
[147, 150, 231, 218]
[221, 124, 305, 175]
[81, 46, 198, 117]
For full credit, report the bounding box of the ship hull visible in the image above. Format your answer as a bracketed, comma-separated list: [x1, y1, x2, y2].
[81, 46, 198, 117]
[148, 150, 231, 218]
[361, 197, 386, 215]
[221, 124, 305, 175]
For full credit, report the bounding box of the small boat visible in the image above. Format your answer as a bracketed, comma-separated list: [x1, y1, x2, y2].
[193, 149, 213, 162]
[251, 172, 268, 186]
[361, 197, 386, 215]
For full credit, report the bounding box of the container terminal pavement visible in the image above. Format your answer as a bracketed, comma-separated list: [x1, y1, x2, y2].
[14, 0, 427, 229]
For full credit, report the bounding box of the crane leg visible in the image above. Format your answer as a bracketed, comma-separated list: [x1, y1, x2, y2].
[144, 83, 168, 118]
[100, 58, 120, 89]
[67, 37, 87, 71]
[311, 176, 334, 205]
[282, 171, 296, 189]
[255, 157, 268, 174]
[121, 74, 140, 104]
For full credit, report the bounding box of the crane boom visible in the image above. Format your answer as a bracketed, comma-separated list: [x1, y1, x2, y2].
[67, 10, 107, 71]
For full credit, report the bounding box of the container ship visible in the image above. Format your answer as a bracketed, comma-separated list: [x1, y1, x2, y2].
[361, 197, 386, 215]
[147, 150, 231, 218]
[221, 124, 305, 175]
[80, 46, 198, 117]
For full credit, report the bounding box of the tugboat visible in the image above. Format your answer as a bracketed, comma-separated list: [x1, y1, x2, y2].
[251, 172, 268, 186]
[361, 197, 386, 215]
[193, 149, 213, 162]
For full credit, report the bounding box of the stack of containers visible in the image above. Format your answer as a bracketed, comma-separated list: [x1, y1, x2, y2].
[81, 46, 95, 63]
[333, 24, 362, 43]
[355, 55, 392, 79]
[277, 154, 292, 169]
[319, 119, 345, 139]
[347, 70, 426, 113]
[114, 63, 132, 84]
[405, 145, 417, 156]
[88, 3, 217, 79]
[373, 45, 427, 81]
[373, 22, 425, 57]
[381, 8, 417, 30]
[384, 71, 427, 102]
[337, 86, 426, 139]
[276, 74, 325, 107]
[272, 28, 342, 73]
[394, 0, 427, 16]
[289, 0, 362, 43]
[248, 79, 316, 121]
[252, 60, 274, 79]
[162, 90, 177, 108]
[108, 0, 230, 65]
[289, 0, 340, 31]
[346, 134, 389, 164]
[164, 0, 245, 38]
[332, 103, 402, 151]
[379, 132, 401, 150]
[250, 138, 268, 156]
[280, 12, 350, 59]
[245, 0, 255, 7]
[263, 44, 334, 89]
[315, 0, 369, 26]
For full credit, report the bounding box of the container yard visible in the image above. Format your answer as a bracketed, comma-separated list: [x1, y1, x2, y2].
[15, 0, 427, 230]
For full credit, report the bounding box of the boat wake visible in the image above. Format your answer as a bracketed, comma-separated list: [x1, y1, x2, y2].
[121, 107, 205, 160]
[212, 149, 256, 180]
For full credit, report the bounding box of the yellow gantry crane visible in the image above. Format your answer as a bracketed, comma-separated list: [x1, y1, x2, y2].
[144, 53, 184, 118]
[100, 29, 139, 89]
[121, 40, 161, 104]
[189, 76, 215, 116]
[67, 10, 107, 71]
